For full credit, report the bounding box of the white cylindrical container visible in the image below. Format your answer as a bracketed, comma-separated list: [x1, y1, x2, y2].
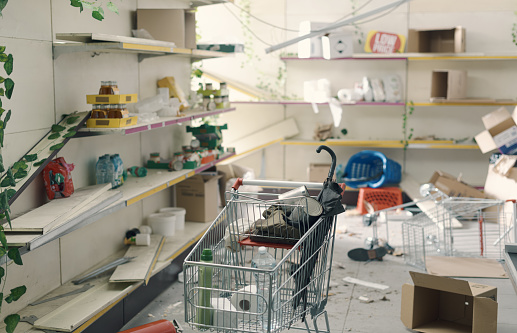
[158, 207, 186, 230]
[147, 213, 176, 237]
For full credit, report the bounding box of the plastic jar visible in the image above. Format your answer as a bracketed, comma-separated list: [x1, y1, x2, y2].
[158, 207, 186, 230]
[110, 81, 120, 95]
[150, 152, 161, 163]
[99, 81, 112, 95]
[147, 213, 176, 237]
[107, 104, 123, 118]
[91, 104, 107, 118]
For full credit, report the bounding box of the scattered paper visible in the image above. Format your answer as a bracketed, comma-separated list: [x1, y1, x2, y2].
[343, 276, 389, 290]
[425, 256, 508, 278]
[358, 296, 373, 303]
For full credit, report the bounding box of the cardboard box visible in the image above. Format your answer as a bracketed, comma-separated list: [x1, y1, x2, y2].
[308, 164, 332, 183]
[297, 21, 329, 58]
[475, 107, 517, 155]
[429, 170, 485, 198]
[401, 271, 498, 333]
[322, 32, 353, 59]
[86, 94, 138, 105]
[136, 9, 196, 49]
[175, 173, 222, 222]
[86, 116, 137, 128]
[431, 70, 467, 101]
[484, 154, 517, 200]
[407, 26, 466, 53]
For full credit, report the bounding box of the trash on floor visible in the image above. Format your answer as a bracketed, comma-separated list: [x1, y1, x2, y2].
[343, 276, 389, 290]
[358, 295, 374, 303]
[425, 256, 507, 278]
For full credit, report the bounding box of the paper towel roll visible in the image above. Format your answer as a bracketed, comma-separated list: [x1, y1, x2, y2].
[147, 213, 176, 237]
[158, 207, 186, 230]
[230, 285, 259, 320]
[211, 298, 237, 329]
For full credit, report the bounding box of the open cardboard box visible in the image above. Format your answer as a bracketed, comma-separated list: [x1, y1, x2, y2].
[429, 170, 485, 198]
[407, 26, 466, 53]
[475, 107, 517, 155]
[430, 70, 467, 101]
[175, 173, 222, 222]
[401, 271, 498, 333]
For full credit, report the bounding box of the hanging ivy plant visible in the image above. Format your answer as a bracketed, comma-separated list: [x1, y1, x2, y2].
[69, 0, 120, 21]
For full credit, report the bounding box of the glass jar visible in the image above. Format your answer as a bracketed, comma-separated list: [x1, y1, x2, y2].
[202, 96, 211, 111]
[91, 104, 106, 119]
[107, 104, 122, 118]
[99, 81, 112, 95]
[119, 104, 129, 118]
[110, 81, 120, 95]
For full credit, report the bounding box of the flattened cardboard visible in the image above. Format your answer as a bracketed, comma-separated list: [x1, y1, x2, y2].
[476, 107, 517, 155]
[308, 164, 332, 182]
[176, 174, 222, 222]
[401, 271, 498, 333]
[136, 9, 195, 48]
[425, 256, 508, 278]
[407, 27, 466, 53]
[429, 170, 485, 198]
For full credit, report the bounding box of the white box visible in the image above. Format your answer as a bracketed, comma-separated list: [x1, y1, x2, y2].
[298, 21, 330, 58]
[322, 32, 353, 59]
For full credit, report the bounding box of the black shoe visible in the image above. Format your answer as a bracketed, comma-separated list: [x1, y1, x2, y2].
[347, 246, 387, 262]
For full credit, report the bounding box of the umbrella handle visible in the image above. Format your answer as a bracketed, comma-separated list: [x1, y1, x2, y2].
[316, 145, 336, 179]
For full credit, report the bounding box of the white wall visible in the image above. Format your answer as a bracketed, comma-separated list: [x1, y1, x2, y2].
[198, 0, 517, 187]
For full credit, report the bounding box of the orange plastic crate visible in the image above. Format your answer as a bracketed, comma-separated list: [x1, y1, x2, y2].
[357, 187, 403, 215]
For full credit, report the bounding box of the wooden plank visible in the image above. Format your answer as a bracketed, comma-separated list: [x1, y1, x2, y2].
[27, 190, 123, 250]
[7, 111, 90, 206]
[225, 118, 299, 157]
[4, 184, 111, 233]
[109, 235, 165, 284]
[33, 281, 134, 332]
[55, 33, 177, 49]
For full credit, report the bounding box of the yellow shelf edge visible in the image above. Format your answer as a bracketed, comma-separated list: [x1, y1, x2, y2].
[126, 183, 168, 206]
[414, 102, 517, 106]
[122, 43, 171, 53]
[168, 175, 187, 187]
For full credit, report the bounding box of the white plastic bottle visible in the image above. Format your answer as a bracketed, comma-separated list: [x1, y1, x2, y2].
[251, 246, 280, 331]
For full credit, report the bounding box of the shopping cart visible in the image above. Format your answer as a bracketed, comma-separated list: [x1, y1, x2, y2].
[184, 146, 345, 333]
[403, 197, 517, 270]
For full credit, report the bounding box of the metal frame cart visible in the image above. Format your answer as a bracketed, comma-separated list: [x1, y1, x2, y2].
[184, 147, 344, 333]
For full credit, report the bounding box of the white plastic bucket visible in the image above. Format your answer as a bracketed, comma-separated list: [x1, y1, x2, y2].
[159, 207, 186, 230]
[148, 212, 176, 237]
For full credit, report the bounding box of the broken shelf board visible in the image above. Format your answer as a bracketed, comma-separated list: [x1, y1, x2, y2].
[222, 118, 298, 162]
[33, 280, 134, 332]
[77, 107, 236, 136]
[153, 222, 211, 274]
[3, 184, 111, 233]
[7, 111, 90, 206]
[282, 139, 478, 150]
[109, 235, 166, 284]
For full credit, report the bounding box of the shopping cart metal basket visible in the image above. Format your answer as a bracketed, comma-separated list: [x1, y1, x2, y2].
[184, 146, 345, 333]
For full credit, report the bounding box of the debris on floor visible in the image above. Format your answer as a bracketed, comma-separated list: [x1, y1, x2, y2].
[343, 276, 390, 290]
[358, 295, 374, 303]
[380, 296, 390, 301]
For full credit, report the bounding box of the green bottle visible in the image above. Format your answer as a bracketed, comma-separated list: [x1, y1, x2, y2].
[127, 166, 147, 177]
[196, 248, 213, 327]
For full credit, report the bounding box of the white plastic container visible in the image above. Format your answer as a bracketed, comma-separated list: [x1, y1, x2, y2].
[147, 212, 176, 237]
[159, 207, 186, 230]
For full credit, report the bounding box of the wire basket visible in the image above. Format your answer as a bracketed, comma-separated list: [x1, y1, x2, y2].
[402, 197, 516, 270]
[184, 191, 337, 333]
[341, 150, 401, 188]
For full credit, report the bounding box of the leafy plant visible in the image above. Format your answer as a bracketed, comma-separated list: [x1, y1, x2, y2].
[401, 100, 414, 150]
[69, 0, 120, 21]
[0, 45, 27, 333]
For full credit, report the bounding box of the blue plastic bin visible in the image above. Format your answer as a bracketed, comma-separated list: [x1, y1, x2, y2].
[341, 150, 401, 188]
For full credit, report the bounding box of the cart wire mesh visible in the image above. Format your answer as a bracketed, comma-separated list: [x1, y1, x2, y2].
[184, 191, 337, 333]
[403, 197, 516, 270]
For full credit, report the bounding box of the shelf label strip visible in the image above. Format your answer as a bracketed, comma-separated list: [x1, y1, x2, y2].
[126, 184, 168, 206]
[122, 43, 171, 53]
[168, 175, 187, 187]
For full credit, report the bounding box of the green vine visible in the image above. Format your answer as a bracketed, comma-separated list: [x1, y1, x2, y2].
[69, 0, 119, 21]
[513, 11, 517, 46]
[401, 101, 414, 150]
[0, 44, 27, 333]
[350, 0, 365, 45]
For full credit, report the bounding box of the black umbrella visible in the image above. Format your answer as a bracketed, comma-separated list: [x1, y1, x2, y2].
[292, 145, 346, 321]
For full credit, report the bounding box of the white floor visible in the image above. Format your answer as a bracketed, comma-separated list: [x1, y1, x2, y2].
[122, 211, 517, 333]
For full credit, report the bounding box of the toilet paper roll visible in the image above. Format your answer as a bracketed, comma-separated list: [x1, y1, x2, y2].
[230, 285, 259, 320]
[147, 213, 176, 237]
[211, 297, 238, 329]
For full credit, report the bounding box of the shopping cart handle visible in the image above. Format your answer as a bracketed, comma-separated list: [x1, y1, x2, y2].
[232, 178, 244, 191]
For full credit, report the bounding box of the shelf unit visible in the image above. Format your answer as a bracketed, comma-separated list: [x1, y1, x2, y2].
[77, 107, 236, 136]
[231, 100, 405, 106]
[53, 33, 233, 62]
[281, 139, 479, 150]
[281, 52, 517, 61]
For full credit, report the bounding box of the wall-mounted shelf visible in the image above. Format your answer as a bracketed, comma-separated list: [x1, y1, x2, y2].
[4, 221, 210, 333]
[7, 152, 234, 251]
[53, 33, 232, 62]
[77, 107, 236, 136]
[231, 101, 405, 106]
[281, 53, 517, 61]
[282, 139, 479, 150]
[413, 101, 517, 106]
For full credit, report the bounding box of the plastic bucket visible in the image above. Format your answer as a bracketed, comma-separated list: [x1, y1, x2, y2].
[158, 207, 186, 230]
[343, 150, 401, 188]
[148, 213, 176, 237]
